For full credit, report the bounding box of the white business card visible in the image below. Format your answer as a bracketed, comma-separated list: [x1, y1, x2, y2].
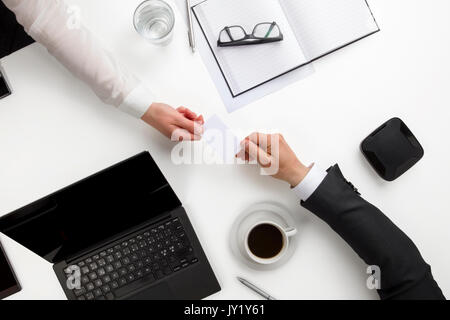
[203, 115, 241, 164]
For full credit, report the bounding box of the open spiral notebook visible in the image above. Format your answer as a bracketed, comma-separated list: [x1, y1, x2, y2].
[193, 0, 379, 97]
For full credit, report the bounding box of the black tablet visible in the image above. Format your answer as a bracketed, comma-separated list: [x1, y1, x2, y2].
[0, 240, 21, 299]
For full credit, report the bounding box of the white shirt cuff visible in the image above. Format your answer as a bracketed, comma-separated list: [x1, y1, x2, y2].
[118, 85, 154, 118]
[291, 164, 327, 201]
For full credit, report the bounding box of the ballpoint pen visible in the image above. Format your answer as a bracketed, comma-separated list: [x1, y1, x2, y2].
[186, 0, 196, 52]
[237, 277, 277, 300]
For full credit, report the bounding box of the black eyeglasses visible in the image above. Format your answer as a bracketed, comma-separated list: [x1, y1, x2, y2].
[217, 22, 283, 47]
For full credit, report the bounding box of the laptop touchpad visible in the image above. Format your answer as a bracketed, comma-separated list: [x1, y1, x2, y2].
[126, 282, 173, 300]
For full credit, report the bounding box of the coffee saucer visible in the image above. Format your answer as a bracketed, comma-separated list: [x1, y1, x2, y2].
[230, 201, 298, 271]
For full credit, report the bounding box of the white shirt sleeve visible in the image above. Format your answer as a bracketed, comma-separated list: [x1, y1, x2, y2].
[2, 0, 153, 118]
[291, 163, 327, 202]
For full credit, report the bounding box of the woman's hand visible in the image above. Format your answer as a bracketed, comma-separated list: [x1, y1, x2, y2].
[142, 103, 204, 141]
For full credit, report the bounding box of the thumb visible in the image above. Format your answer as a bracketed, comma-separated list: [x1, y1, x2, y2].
[243, 139, 272, 167]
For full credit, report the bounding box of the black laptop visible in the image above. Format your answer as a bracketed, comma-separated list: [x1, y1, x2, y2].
[0, 151, 220, 300]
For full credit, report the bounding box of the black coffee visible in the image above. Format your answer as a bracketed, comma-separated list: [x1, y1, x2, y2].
[247, 224, 284, 259]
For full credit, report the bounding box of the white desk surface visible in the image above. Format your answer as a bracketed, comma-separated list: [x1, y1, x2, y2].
[1, 0, 449, 300]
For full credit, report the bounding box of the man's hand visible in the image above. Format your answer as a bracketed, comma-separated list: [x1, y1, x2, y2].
[236, 132, 310, 187]
[141, 103, 204, 141]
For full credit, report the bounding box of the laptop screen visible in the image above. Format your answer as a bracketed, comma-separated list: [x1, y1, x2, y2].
[0, 152, 181, 263]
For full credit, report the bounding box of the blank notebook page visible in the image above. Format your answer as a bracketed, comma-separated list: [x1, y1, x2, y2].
[280, 0, 379, 60]
[194, 0, 307, 96]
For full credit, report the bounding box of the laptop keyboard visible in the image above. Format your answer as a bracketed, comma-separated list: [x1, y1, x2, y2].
[64, 217, 198, 300]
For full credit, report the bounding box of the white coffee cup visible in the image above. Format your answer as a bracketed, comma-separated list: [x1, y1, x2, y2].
[244, 221, 297, 265]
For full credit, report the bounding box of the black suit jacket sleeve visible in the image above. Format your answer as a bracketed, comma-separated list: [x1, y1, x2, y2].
[301, 164, 445, 300]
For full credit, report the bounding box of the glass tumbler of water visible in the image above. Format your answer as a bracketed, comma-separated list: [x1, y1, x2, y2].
[133, 0, 175, 46]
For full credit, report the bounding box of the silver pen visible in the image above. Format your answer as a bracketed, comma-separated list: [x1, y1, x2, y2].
[237, 277, 277, 300]
[186, 0, 196, 52]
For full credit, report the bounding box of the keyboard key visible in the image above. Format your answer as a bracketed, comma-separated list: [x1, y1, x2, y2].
[102, 285, 111, 293]
[122, 248, 131, 255]
[119, 268, 127, 276]
[121, 241, 128, 247]
[86, 292, 95, 300]
[81, 276, 90, 285]
[78, 261, 85, 267]
[114, 251, 122, 259]
[93, 288, 103, 297]
[94, 279, 103, 287]
[107, 248, 114, 254]
[93, 255, 100, 260]
[98, 259, 106, 267]
[74, 287, 86, 296]
[103, 275, 111, 283]
[88, 272, 98, 281]
[111, 272, 119, 280]
[106, 255, 114, 263]
[126, 274, 135, 282]
[127, 264, 136, 272]
[155, 270, 164, 279]
[136, 270, 144, 278]
[97, 268, 106, 277]
[89, 262, 98, 271]
[100, 251, 107, 257]
[181, 262, 189, 268]
[191, 258, 198, 264]
[113, 261, 122, 269]
[118, 278, 127, 286]
[85, 258, 93, 264]
[81, 266, 90, 275]
[144, 266, 152, 274]
[77, 296, 86, 300]
[106, 265, 114, 273]
[173, 266, 181, 272]
[122, 257, 130, 265]
[86, 283, 95, 291]
[111, 281, 119, 289]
